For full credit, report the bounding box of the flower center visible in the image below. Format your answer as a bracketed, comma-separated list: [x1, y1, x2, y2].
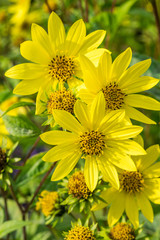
[120, 171, 144, 193]
[0, 148, 7, 173]
[68, 171, 91, 199]
[65, 226, 96, 240]
[36, 190, 59, 217]
[109, 223, 135, 240]
[79, 130, 105, 156]
[48, 55, 75, 82]
[102, 82, 126, 110]
[47, 89, 76, 114]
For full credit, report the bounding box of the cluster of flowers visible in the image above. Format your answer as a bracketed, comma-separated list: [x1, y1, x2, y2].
[4, 11, 160, 239]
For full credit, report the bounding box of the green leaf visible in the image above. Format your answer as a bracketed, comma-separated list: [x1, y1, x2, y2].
[0, 220, 33, 237]
[15, 152, 51, 187]
[1, 101, 35, 117]
[2, 114, 40, 138]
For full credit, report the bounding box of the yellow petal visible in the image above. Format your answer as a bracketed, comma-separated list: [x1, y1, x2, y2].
[108, 192, 125, 226]
[53, 109, 84, 134]
[98, 52, 112, 86]
[107, 125, 143, 140]
[85, 48, 110, 67]
[80, 30, 106, 53]
[74, 100, 91, 129]
[66, 19, 86, 55]
[107, 140, 146, 156]
[40, 130, 78, 145]
[99, 109, 125, 134]
[84, 156, 98, 192]
[5, 63, 45, 79]
[119, 59, 151, 88]
[51, 152, 81, 181]
[98, 157, 119, 189]
[136, 192, 153, 222]
[78, 88, 95, 104]
[79, 55, 102, 93]
[20, 41, 50, 64]
[104, 149, 136, 171]
[112, 48, 132, 81]
[31, 23, 54, 57]
[48, 12, 65, 48]
[13, 79, 44, 95]
[90, 92, 106, 130]
[125, 194, 139, 229]
[125, 94, 160, 110]
[138, 144, 160, 171]
[42, 144, 78, 162]
[122, 76, 159, 94]
[143, 162, 160, 177]
[124, 105, 156, 124]
[144, 179, 160, 204]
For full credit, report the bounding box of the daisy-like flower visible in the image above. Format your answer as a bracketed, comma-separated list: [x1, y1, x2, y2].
[64, 224, 96, 240]
[68, 171, 91, 200]
[40, 92, 145, 191]
[109, 223, 135, 240]
[92, 143, 160, 228]
[5, 12, 106, 96]
[36, 190, 59, 217]
[35, 83, 77, 126]
[79, 48, 160, 124]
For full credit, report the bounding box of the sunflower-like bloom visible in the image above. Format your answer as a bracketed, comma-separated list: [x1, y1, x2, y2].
[79, 48, 160, 124]
[92, 143, 160, 228]
[40, 92, 145, 191]
[68, 171, 91, 199]
[65, 225, 96, 240]
[5, 12, 106, 96]
[109, 223, 135, 240]
[35, 82, 77, 119]
[36, 190, 59, 217]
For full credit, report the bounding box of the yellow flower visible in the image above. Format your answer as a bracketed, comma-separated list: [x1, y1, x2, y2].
[109, 223, 135, 240]
[65, 225, 96, 240]
[68, 171, 91, 199]
[5, 12, 106, 96]
[36, 83, 77, 118]
[36, 190, 59, 217]
[79, 48, 160, 124]
[92, 144, 160, 228]
[40, 92, 145, 192]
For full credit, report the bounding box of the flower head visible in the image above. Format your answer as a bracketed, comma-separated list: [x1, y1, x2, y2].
[5, 12, 106, 96]
[92, 143, 160, 228]
[40, 92, 145, 191]
[109, 223, 135, 240]
[68, 171, 91, 199]
[64, 225, 96, 240]
[35, 82, 77, 119]
[79, 49, 160, 124]
[36, 190, 59, 217]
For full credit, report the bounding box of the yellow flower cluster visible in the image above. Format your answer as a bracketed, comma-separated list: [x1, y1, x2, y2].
[65, 225, 96, 240]
[109, 223, 135, 240]
[5, 11, 160, 230]
[68, 171, 91, 199]
[36, 190, 58, 217]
